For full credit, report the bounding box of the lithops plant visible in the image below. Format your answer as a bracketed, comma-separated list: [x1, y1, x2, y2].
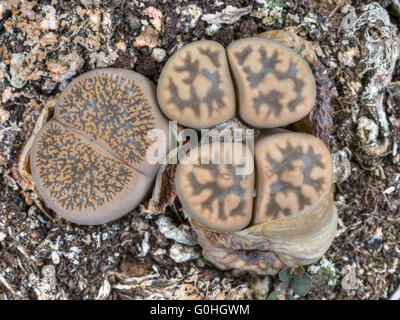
[30, 68, 169, 225]
[257, 30, 334, 143]
[176, 130, 336, 274]
[157, 37, 317, 131]
[157, 40, 236, 129]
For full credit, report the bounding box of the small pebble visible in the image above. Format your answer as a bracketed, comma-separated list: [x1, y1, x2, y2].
[153, 248, 167, 256]
[51, 251, 60, 265]
[151, 48, 166, 62]
[383, 186, 395, 194]
[169, 243, 201, 263]
[0, 107, 9, 122]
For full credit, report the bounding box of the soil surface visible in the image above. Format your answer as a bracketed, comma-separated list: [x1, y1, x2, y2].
[0, 0, 399, 300]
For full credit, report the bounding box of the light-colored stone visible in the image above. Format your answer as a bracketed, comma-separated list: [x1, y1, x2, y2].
[151, 48, 166, 62]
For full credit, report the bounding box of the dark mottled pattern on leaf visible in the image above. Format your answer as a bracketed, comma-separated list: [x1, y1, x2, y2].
[235, 46, 305, 116]
[35, 123, 133, 211]
[234, 46, 252, 64]
[265, 143, 325, 218]
[254, 90, 284, 116]
[167, 51, 225, 116]
[188, 164, 246, 220]
[57, 73, 155, 166]
[199, 48, 221, 67]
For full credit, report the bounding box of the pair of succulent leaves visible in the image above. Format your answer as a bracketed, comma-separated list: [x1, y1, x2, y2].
[31, 37, 332, 231]
[31, 69, 169, 225]
[157, 37, 316, 129]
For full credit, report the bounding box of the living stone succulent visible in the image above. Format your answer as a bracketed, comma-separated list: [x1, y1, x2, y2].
[157, 37, 316, 130]
[30, 68, 168, 225]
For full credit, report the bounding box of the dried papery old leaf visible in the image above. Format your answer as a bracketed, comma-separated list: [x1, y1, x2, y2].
[258, 30, 333, 144]
[140, 162, 178, 215]
[190, 218, 285, 275]
[190, 189, 337, 274]
[141, 147, 185, 215]
[209, 117, 258, 144]
[258, 30, 317, 64]
[201, 5, 252, 24]
[16, 97, 56, 194]
[340, 3, 398, 157]
[12, 97, 57, 217]
[141, 124, 187, 215]
[291, 59, 334, 144]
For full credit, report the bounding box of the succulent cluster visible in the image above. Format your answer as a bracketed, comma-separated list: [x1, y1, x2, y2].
[168, 38, 333, 227]
[169, 38, 336, 273]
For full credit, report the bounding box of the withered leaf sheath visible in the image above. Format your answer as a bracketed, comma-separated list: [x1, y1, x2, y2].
[31, 69, 169, 225]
